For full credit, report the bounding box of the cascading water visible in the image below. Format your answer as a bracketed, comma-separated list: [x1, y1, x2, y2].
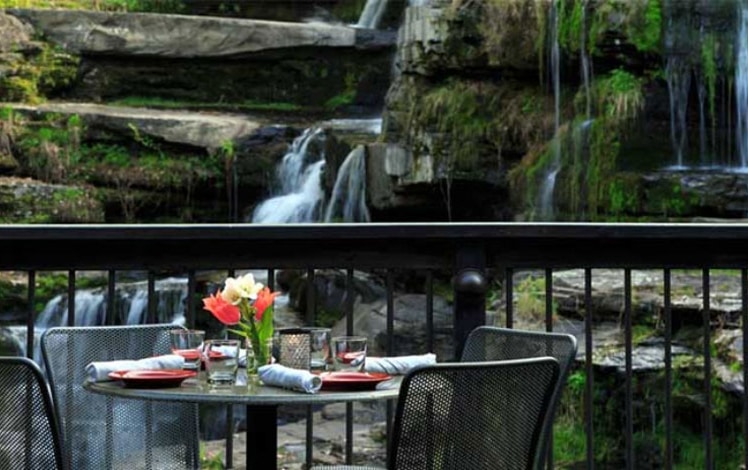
[736, 0, 748, 169]
[8, 278, 187, 360]
[251, 128, 326, 223]
[357, 0, 389, 28]
[664, 1, 692, 170]
[324, 146, 371, 222]
[538, 0, 562, 220]
[580, 0, 592, 119]
[357, 0, 430, 29]
[252, 125, 375, 224]
[34, 278, 188, 329]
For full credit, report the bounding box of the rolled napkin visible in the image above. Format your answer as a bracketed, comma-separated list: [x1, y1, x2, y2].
[258, 364, 322, 394]
[364, 353, 437, 375]
[211, 346, 247, 367]
[85, 354, 185, 382]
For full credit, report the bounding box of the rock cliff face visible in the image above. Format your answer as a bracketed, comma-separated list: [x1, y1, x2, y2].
[3, 1, 748, 223]
[0, 7, 390, 223]
[375, 0, 748, 222]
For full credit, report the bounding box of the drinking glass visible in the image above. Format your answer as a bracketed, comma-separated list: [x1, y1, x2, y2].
[332, 336, 367, 372]
[169, 329, 205, 371]
[203, 339, 241, 385]
[307, 328, 331, 373]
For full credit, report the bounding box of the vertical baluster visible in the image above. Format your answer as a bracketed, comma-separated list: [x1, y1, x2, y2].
[505, 267, 514, 329]
[345, 268, 354, 465]
[106, 270, 116, 326]
[585, 268, 594, 470]
[67, 270, 75, 326]
[703, 269, 713, 470]
[426, 270, 434, 352]
[225, 268, 236, 470]
[147, 272, 156, 324]
[545, 268, 553, 332]
[624, 269, 633, 470]
[664, 269, 673, 469]
[743, 268, 748, 470]
[187, 270, 196, 329]
[26, 270, 35, 359]
[303, 265, 313, 469]
[386, 269, 395, 463]
[545, 267, 553, 470]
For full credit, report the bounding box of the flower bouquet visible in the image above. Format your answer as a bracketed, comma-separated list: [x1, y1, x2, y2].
[203, 273, 278, 380]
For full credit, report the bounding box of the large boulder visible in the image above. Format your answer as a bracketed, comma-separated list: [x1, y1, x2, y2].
[7, 102, 263, 151]
[6, 9, 365, 57]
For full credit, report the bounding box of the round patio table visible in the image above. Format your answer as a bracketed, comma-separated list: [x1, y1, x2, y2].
[84, 371, 401, 469]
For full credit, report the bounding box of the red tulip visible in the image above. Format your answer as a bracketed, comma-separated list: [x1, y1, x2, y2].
[253, 287, 279, 321]
[203, 291, 241, 325]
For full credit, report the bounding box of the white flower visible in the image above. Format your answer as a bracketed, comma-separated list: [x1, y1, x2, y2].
[220, 273, 264, 305]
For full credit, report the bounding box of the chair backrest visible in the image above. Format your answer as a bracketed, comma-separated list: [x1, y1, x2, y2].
[0, 356, 66, 470]
[41, 324, 200, 470]
[461, 326, 578, 469]
[389, 358, 560, 470]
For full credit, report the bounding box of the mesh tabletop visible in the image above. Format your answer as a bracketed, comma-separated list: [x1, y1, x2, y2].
[84, 372, 402, 406]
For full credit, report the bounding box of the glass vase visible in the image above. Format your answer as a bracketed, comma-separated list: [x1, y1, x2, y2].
[245, 337, 273, 386]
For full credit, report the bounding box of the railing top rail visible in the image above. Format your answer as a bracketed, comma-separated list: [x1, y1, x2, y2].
[3, 222, 748, 241]
[2, 222, 748, 270]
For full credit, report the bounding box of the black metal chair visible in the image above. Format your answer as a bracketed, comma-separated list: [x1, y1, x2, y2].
[461, 326, 579, 469]
[315, 357, 560, 470]
[0, 356, 66, 470]
[41, 324, 200, 470]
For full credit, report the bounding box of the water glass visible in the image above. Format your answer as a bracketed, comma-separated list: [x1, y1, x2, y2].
[169, 329, 205, 371]
[308, 328, 331, 372]
[203, 339, 241, 385]
[332, 336, 367, 372]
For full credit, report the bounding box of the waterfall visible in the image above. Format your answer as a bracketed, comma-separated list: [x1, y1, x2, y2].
[538, 0, 562, 220]
[737, 1, 748, 169]
[8, 278, 187, 360]
[324, 146, 371, 222]
[251, 128, 326, 224]
[666, 56, 691, 168]
[252, 127, 372, 224]
[664, 1, 692, 169]
[356, 0, 388, 28]
[34, 278, 188, 330]
[580, 0, 592, 119]
[357, 0, 430, 29]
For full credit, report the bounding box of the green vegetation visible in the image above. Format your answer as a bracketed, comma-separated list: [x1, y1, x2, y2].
[416, 80, 500, 173]
[701, 34, 718, 133]
[110, 97, 301, 113]
[9, 112, 225, 222]
[0, 0, 184, 12]
[0, 43, 79, 104]
[514, 274, 554, 324]
[517, 67, 644, 220]
[553, 364, 744, 468]
[199, 445, 224, 470]
[554, 0, 661, 56]
[625, 0, 662, 53]
[331, 0, 367, 23]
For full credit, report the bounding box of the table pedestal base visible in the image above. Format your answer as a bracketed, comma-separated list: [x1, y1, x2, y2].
[246, 405, 277, 469]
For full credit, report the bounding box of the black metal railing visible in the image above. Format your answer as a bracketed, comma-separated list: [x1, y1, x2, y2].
[2, 222, 748, 469]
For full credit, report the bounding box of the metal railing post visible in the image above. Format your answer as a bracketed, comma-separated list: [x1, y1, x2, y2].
[453, 244, 487, 359]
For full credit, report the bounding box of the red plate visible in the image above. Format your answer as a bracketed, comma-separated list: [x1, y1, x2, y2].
[108, 369, 197, 388]
[319, 372, 391, 391]
[172, 349, 200, 360]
